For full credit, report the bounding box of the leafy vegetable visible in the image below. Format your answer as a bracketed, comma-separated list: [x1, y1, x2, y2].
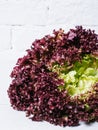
[8, 26, 98, 127]
[52, 55, 98, 97]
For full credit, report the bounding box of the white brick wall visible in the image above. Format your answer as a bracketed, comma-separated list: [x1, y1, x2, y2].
[0, 0, 98, 51]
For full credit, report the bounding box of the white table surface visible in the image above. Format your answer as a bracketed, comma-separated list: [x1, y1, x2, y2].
[0, 50, 98, 130]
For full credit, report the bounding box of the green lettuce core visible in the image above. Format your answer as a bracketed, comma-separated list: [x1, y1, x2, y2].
[52, 54, 98, 97]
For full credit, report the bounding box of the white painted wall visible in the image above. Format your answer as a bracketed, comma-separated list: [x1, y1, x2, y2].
[0, 0, 98, 51]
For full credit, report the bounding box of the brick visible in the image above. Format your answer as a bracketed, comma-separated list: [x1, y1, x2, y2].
[0, 0, 48, 25]
[0, 26, 11, 51]
[48, 0, 98, 26]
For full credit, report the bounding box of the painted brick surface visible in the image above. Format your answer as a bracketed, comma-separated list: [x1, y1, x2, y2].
[48, 0, 98, 25]
[0, 0, 48, 25]
[0, 26, 11, 51]
[0, 0, 98, 51]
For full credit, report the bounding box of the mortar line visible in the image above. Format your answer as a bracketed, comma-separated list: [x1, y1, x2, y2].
[9, 27, 13, 50]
